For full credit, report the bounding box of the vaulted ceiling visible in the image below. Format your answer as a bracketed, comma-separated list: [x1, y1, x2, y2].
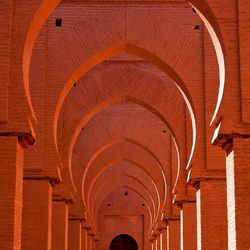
[27, 0, 223, 244]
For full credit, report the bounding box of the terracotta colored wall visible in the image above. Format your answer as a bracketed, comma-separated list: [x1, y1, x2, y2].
[1, 1, 250, 250]
[0, 137, 23, 250]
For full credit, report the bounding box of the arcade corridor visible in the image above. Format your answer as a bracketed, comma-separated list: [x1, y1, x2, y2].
[0, 0, 250, 249]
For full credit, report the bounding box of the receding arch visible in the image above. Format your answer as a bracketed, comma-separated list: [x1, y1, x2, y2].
[80, 137, 167, 200]
[86, 158, 162, 215]
[92, 175, 157, 227]
[92, 174, 157, 217]
[92, 177, 157, 230]
[55, 44, 196, 174]
[23, 0, 225, 155]
[93, 184, 154, 231]
[109, 234, 138, 250]
[68, 96, 180, 191]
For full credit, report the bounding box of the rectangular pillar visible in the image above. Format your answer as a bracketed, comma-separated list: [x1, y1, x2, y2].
[22, 179, 52, 250]
[181, 202, 196, 250]
[153, 238, 157, 250]
[226, 138, 250, 250]
[196, 180, 227, 250]
[92, 239, 96, 250]
[69, 220, 82, 250]
[87, 235, 92, 250]
[156, 234, 161, 250]
[167, 219, 180, 250]
[161, 228, 167, 250]
[52, 201, 68, 250]
[0, 1, 12, 121]
[0, 137, 23, 249]
[81, 227, 88, 250]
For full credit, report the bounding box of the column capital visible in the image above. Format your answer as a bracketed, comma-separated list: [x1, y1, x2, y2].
[87, 229, 96, 237]
[176, 198, 196, 207]
[153, 229, 161, 237]
[68, 216, 85, 223]
[157, 220, 167, 230]
[52, 193, 74, 204]
[188, 170, 226, 188]
[172, 192, 188, 205]
[81, 221, 91, 230]
[149, 236, 156, 242]
[0, 131, 36, 148]
[23, 170, 61, 186]
[93, 236, 99, 241]
[148, 228, 156, 240]
[212, 129, 250, 151]
[163, 215, 180, 225]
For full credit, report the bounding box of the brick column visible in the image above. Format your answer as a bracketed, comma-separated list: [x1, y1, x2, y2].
[160, 227, 167, 250]
[156, 234, 161, 250]
[157, 221, 167, 250]
[92, 238, 96, 250]
[0, 137, 23, 249]
[68, 219, 82, 250]
[153, 238, 157, 250]
[167, 219, 180, 250]
[226, 138, 250, 250]
[81, 227, 88, 250]
[180, 202, 196, 250]
[22, 179, 52, 250]
[150, 240, 153, 250]
[196, 180, 227, 250]
[52, 201, 69, 250]
[87, 235, 93, 250]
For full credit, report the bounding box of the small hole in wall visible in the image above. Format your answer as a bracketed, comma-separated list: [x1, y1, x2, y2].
[55, 18, 62, 27]
[195, 25, 200, 30]
[124, 192, 128, 196]
[162, 130, 166, 133]
[107, 203, 111, 207]
[192, 8, 196, 13]
[142, 203, 145, 207]
[73, 82, 77, 87]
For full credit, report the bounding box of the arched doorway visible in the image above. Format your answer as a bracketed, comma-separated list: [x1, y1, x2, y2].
[109, 234, 138, 250]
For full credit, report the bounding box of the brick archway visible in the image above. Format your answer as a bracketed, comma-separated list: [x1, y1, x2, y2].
[2, 1, 250, 250]
[23, 0, 226, 126]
